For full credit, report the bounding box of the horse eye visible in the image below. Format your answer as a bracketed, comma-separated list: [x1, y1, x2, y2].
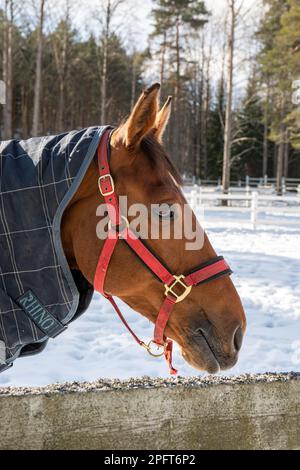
[153, 205, 176, 220]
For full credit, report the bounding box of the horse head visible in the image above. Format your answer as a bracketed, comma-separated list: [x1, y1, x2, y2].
[62, 83, 246, 374]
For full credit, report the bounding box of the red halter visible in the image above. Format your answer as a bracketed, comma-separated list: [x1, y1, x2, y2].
[94, 129, 232, 375]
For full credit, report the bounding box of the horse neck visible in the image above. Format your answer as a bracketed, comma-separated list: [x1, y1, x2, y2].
[61, 158, 101, 282]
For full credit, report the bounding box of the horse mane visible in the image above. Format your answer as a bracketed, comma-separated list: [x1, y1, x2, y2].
[140, 134, 183, 188]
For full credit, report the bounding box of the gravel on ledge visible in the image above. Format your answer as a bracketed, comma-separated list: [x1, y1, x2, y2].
[0, 372, 299, 397]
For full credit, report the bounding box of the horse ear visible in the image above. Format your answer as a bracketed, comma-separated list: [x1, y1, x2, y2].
[124, 83, 160, 148]
[153, 96, 172, 142]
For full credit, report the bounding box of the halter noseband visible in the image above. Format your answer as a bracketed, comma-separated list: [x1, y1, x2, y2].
[94, 129, 232, 375]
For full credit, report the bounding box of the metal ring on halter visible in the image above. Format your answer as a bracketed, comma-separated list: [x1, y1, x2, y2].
[141, 340, 167, 358]
[164, 275, 192, 303]
[108, 215, 130, 233]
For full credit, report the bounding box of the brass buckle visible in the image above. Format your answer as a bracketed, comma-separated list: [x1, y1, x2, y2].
[98, 174, 115, 197]
[165, 275, 192, 303]
[141, 340, 166, 358]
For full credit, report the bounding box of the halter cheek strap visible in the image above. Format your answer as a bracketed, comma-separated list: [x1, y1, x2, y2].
[94, 129, 232, 375]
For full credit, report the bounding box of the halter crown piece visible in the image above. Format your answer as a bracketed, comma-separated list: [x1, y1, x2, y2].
[94, 129, 232, 375]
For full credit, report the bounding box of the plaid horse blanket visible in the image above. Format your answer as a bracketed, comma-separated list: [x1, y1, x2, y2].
[0, 126, 108, 372]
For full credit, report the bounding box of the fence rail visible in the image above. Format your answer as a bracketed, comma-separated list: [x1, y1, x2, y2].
[184, 176, 300, 192]
[0, 375, 299, 450]
[185, 187, 300, 228]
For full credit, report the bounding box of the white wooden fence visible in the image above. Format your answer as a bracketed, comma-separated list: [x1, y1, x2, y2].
[185, 187, 300, 229]
[184, 176, 300, 192]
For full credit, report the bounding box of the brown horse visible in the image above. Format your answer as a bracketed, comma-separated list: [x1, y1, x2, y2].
[62, 83, 246, 374]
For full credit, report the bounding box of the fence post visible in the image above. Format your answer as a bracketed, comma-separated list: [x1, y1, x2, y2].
[246, 180, 251, 207]
[191, 187, 197, 211]
[282, 177, 286, 194]
[198, 185, 202, 207]
[251, 191, 258, 229]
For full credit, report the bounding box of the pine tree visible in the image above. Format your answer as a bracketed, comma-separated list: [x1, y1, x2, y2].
[207, 79, 225, 180]
[232, 74, 267, 178]
[257, 0, 300, 192]
[151, 0, 209, 170]
[277, 0, 300, 151]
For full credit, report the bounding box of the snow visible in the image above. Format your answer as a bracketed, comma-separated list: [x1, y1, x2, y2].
[1, 212, 300, 387]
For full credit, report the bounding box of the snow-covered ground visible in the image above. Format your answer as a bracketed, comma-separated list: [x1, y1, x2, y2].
[1, 211, 299, 387]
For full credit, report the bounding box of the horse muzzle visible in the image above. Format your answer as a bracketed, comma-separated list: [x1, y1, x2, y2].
[180, 322, 244, 374]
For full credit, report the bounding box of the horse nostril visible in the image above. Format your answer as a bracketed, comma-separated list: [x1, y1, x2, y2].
[234, 326, 243, 352]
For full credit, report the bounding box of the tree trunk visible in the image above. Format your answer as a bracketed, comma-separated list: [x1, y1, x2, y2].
[101, 0, 111, 123]
[58, 23, 68, 131]
[276, 116, 285, 196]
[283, 132, 289, 179]
[131, 53, 137, 110]
[195, 66, 201, 182]
[58, 80, 65, 131]
[52, 1, 71, 132]
[173, 17, 181, 169]
[276, 98, 286, 196]
[220, 19, 226, 117]
[32, 0, 45, 136]
[273, 143, 277, 179]
[202, 42, 212, 180]
[3, 0, 13, 140]
[175, 18, 180, 111]
[21, 85, 29, 138]
[222, 0, 235, 195]
[160, 32, 167, 85]
[263, 79, 270, 178]
[276, 138, 284, 196]
[201, 85, 209, 180]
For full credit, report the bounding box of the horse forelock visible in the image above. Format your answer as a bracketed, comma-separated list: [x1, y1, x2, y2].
[140, 134, 183, 189]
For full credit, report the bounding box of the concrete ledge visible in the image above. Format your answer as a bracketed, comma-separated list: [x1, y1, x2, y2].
[0, 373, 299, 450]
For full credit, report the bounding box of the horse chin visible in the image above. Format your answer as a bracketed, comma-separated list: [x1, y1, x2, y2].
[181, 347, 221, 374]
